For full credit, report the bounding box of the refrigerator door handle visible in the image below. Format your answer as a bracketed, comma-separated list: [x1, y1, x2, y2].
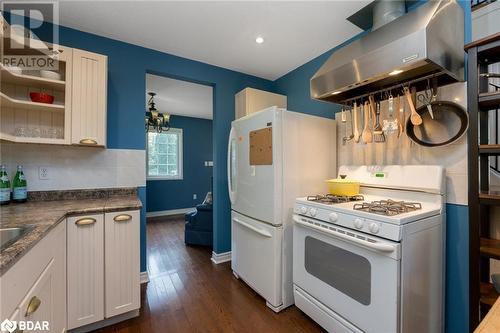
[233, 217, 272, 238]
[227, 126, 237, 205]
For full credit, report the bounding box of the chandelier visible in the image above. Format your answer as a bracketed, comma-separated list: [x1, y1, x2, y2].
[145, 92, 170, 132]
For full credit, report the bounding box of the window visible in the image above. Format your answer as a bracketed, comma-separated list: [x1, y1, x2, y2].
[147, 128, 183, 180]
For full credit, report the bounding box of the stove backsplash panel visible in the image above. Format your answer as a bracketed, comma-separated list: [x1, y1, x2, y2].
[336, 82, 467, 205]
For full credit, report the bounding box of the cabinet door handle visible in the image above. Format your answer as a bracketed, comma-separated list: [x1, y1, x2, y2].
[79, 138, 98, 145]
[25, 296, 41, 317]
[75, 217, 96, 226]
[114, 214, 132, 222]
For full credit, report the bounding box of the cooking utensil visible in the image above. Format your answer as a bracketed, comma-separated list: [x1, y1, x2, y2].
[29, 92, 54, 104]
[406, 100, 468, 147]
[404, 87, 422, 126]
[383, 94, 398, 134]
[373, 102, 385, 143]
[353, 102, 360, 143]
[325, 175, 360, 196]
[362, 101, 372, 144]
[368, 95, 376, 125]
[397, 95, 404, 137]
[417, 81, 434, 119]
[341, 107, 354, 145]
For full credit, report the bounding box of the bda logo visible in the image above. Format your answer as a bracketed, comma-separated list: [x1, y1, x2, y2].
[0, 319, 17, 333]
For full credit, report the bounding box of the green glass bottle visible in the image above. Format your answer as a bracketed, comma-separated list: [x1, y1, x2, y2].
[0, 165, 10, 205]
[12, 165, 27, 203]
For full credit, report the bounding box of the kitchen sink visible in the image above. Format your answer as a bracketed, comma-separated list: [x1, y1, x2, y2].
[0, 226, 33, 250]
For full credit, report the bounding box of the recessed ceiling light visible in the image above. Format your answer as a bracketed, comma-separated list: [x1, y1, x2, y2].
[331, 91, 341, 95]
[389, 69, 404, 76]
[255, 36, 264, 44]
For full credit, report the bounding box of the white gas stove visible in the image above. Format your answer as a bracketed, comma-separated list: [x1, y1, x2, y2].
[292, 165, 446, 333]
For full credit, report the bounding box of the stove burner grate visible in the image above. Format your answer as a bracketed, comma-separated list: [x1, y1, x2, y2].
[307, 194, 365, 204]
[353, 199, 422, 216]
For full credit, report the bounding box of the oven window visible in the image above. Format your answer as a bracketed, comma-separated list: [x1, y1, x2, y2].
[305, 236, 371, 305]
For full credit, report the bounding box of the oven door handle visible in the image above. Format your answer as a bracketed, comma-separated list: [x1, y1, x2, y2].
[293, 215, 396, 253]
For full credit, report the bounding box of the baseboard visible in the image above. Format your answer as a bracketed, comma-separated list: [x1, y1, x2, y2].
[140, 271, 149, 284]
[211, 251, 231, 264]
[146, 207, 195, 218]
[68, 309, 139, 332]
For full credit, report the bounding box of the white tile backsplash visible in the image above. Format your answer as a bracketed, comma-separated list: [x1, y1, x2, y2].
[336, 82, 468, 205]
[0, 144, 146, 191]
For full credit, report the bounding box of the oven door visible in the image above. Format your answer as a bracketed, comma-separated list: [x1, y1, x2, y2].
[293, 214, 401, 333]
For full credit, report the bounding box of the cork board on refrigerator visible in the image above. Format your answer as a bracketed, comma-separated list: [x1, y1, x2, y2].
[249, 127, 272, 165]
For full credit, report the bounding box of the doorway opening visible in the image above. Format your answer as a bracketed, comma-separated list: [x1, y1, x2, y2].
[144, 73, 214, 277]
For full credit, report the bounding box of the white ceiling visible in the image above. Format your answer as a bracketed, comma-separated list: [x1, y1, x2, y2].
[58, 1, 368, 80]
[146, 74, 213, 120]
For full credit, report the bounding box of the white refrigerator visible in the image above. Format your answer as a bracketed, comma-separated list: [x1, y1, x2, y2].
[228, 106, 336, 312]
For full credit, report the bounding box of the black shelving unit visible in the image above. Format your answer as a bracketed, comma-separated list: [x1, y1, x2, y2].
[465, 32, 500, 331]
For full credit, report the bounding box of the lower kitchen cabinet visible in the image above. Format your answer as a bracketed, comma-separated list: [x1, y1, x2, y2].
[67, 214, 105, 329]
[67, 209, 140, 330]
[104, 211, 140, 317]
[0, 222, 66, 333]
[19, 260, 58, 333]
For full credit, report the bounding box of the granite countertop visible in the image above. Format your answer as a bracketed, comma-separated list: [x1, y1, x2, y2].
[0, 190, 142, 275]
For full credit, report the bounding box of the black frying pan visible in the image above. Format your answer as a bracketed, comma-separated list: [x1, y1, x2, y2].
[406, 101, 468, 147]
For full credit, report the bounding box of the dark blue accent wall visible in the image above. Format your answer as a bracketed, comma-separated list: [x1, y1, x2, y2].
[147, 115, 213, 212]
[446, 204, 469, 332]
[274, 31, 369, 118]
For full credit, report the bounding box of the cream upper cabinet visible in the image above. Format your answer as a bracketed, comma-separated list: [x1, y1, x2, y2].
[71, 49, 107, 147]
[235, 88, 287, 119]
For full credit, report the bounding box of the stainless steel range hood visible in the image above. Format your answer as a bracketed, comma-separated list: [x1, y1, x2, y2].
[311, 0, 464, 104]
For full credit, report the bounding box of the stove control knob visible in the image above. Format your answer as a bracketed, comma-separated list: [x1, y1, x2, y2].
[354, 218, 364, 229]
[309, 208, 317, 217]
[329, 213, 338, 222]
[369, 222, 380, 234]
[300, 206, 307, 214]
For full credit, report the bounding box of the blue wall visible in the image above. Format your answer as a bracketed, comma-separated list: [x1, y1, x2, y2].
[147, 115, 213, 212]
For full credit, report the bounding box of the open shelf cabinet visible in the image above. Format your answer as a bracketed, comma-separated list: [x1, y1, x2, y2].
[466, 32, 500, 331]
[0, 45, 72, 144]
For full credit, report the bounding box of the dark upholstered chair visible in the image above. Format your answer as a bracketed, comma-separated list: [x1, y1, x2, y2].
[184, 203, 213, 246]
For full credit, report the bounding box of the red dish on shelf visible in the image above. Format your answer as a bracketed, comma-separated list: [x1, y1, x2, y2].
[29, 92, 54, 104]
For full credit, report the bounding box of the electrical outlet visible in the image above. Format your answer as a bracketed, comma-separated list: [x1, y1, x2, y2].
[39, 167, 50, 180]
[193, 194, 197, 200]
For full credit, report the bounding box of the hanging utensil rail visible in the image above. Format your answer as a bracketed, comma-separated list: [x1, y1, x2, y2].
[339, 73, 442, 105]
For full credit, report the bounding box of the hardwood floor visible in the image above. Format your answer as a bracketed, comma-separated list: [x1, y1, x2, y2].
[93, 216, 324, 333]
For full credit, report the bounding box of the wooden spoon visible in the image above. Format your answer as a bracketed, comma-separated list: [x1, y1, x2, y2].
[404, 87, 422, 126]
[353, 102, 360, 143]
[362, 101, 372, 143]
[368, 95, 376, 127]
[397, 95, 403, 138]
